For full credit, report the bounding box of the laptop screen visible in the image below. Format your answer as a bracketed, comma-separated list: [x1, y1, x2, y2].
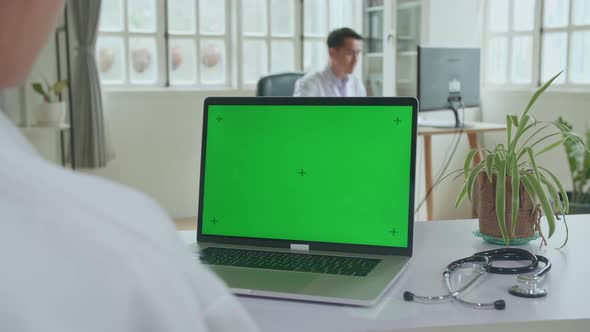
[199, 98, 416, 251]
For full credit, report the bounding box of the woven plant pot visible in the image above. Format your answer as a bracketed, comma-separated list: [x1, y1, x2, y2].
[477, 173, 538, 243]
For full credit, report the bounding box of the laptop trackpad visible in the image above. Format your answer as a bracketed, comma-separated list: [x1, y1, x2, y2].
[210, 266, 316, 292]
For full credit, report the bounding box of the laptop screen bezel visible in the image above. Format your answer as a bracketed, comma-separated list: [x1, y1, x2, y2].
[197, 97, 417, 256]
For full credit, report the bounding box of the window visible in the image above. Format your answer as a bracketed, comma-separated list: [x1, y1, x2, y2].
[97, 0, 230, 87]
[97, 0, 164, 85]
[240, 0, 299, 85]
[97, 0, 359, 89]
[484, 0, 590, 88]
[303, 0, 357, 72]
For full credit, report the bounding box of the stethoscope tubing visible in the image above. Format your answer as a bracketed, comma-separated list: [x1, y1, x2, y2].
[403, 248, 550, 310]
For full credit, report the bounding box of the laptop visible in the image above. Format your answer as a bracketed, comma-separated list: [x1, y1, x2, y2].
[196, 97, 418, 306]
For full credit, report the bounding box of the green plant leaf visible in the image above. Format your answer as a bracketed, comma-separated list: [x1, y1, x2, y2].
[485, 154, 495, 182]
[540, 166, 569, 214]
[526, 147, 541, 184]
[536, 138, 568, 157]
[466, 163, 486, 202]
[510, 117, 535, 153]
[510, 115, 519, 127]
[540, 174, 562, 216]
[510, 165, 520, 238]
[463, 148, 479, 180]
[506, 115, 513, 148]
[53, 79, 68, 96]
[558, 214, 568, 249]
[520, 171, 538, 204]
[522, 70, 563, 118]
[31, 82, 50, 102]
[455, 181, 469, 209]
[495, 159, 509, 246]
[583, 129, 590, 178]
[522, 172, 556, 238]
[516, 123, 552, 155]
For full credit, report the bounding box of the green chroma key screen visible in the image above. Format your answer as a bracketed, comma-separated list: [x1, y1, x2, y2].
[201, 104, 413, 247]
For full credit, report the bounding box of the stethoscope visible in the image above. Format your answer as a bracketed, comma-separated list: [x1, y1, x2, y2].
[403, 248, 551, 310]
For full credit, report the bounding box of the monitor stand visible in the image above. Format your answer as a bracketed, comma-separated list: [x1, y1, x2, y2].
[417, 94, 473, 128]
[417, 106, 471, 128]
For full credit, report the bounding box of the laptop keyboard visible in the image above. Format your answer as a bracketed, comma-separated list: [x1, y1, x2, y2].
[199, 247, 381, 277]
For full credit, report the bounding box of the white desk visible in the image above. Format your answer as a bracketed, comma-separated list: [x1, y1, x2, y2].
[177, 216, 590, 332]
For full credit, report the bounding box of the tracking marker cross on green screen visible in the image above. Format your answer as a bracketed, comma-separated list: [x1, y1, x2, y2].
[201, 104, 413, 248]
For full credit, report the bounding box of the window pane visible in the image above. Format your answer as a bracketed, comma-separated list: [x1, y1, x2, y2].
[543, 0, 569, 28]
[304, 40, 327, 72]
[97, 36, 125, 83]
[488, 0, 509, 32]
[573, 0, 590, 25]
[99, 0, 124, 32]
[329, 0, 354, 31]
[243, 39, 268, 83]
[510, 36, 533, 84]
[168, 0, 196, 34]
[129, 37, 157, 84]
[271, 0, 295, 36]
[271, 40, 295, 73]
[200, 39, 227, 85]
[368, 10, 383, 53]
[487, 37, 508, 84]
[304, 0, 328, 36]
[512, 0, 535, 31]
[541, 32, 567, 83]
[367, 56, 383, 96]
[243, 0, 267, 35]
[200, 0, 225, 34]
[128, 0, 156, 33]
[570, 31, 590, 83]
[169, 38, 197, 85]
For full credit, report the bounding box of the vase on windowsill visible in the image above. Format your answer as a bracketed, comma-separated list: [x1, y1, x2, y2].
[31, 79, 68, 127]
[36, 101, 66, 127]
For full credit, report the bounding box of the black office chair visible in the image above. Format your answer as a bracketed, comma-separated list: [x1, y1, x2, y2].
[256, 72, 304, 96]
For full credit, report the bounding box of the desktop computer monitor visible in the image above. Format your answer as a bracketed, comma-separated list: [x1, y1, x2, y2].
[417, 46, 480, 127]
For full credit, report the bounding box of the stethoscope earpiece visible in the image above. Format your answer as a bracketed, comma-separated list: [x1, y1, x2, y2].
[403, 291, 415, 301]
[493, 300, 506, 310]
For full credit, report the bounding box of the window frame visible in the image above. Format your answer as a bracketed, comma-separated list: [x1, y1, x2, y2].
[97, 0, 360, 91]
[238, 0, 303, 89]
[483, 0, 590, 91]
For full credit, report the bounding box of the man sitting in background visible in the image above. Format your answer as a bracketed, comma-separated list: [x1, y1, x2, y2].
[294, 27, 367, 97]
[0, 1, 258, 331]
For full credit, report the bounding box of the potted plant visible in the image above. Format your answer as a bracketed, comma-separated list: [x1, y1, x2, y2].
[557, 117, 590, 214]
[31, 79, 68, 126]
[454, 71, 585, 247]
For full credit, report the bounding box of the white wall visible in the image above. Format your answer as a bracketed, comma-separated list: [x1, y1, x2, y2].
[426, 0, 483, 48]
[84, 89, 253, 218]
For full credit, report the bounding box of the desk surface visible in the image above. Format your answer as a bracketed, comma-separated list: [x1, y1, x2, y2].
[417, 122, 506, 135]
[176, 216, 589, 332]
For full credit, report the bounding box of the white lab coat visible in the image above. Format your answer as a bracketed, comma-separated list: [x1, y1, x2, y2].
[0, 111, 259, 332]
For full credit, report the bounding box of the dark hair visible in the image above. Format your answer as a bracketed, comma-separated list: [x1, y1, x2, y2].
[326, 28, 363, 49]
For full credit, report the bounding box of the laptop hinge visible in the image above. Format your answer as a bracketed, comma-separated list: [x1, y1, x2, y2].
[290, 244, 309, 251]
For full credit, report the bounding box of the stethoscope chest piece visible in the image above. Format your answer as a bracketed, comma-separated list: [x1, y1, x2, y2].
[508, 274, 548, 298]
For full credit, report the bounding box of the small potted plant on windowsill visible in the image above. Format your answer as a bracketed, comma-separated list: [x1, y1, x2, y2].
[557, 117, 590, 214]
[454, 71, 585, 248]
[31, 79, 68, 126]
